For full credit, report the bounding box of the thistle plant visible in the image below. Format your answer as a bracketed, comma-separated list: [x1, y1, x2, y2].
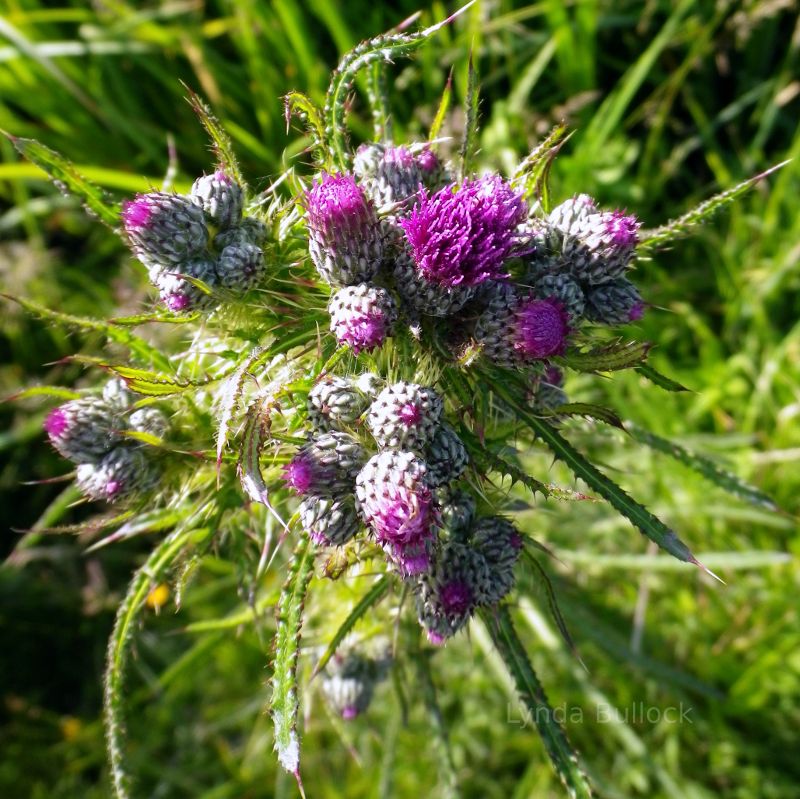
[6, 6, 786, 798]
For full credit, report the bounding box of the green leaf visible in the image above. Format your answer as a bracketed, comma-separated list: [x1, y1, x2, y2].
[4, 385, 81, 403]
[626, 422, 779, 511]
[549, 402, 625, 430]
[480, 606, 593, 799]
[521, 551, 581, 662]
[284, 91, 330, 169]
[428, 67, 453, 142]
[635, 363, 690, 392]
[2, 294, 174, 373]
[271, 532, 315, 779]
[7, 135, 120, 227]
[512, 124, 571, 209]
[312, 576, 390, 677]
[184, 85, 246, 189]
[459, 52, 479, 181]
[216, 346, 269, 470]
[105, 365, 207, 396]
[487, 377, 700, 565]
[559, 340, 651, 373]
[638, 160, 790, 252]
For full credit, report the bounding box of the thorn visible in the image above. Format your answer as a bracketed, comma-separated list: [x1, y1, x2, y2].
[692, 557, 726, 585]
[294, 769, 306, 799]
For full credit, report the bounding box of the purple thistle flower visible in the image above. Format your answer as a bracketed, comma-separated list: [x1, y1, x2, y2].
[341, 705, 359, 721]
[305, 173, 383, 285]
[398, 402, 422, 426]
[629, 302, 645, 321]
[306, 173, 372, 233]
[514, 297, 569, 359]
[121, 198, 152, 230]
[603, 209, 640, 247]
[400, 176, 527, 288]
[355, 451, 437, 575]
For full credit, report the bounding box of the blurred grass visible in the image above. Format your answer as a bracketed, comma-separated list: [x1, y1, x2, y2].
[1, 1, 799, 797]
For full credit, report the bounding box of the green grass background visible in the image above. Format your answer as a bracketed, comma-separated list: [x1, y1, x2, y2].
[1, 1, 798, 797]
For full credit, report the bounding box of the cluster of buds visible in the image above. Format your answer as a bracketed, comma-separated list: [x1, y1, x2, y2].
[44, 379, 165, 502]
[524, 195, 644, 325]
[121, 171, 266, 311]
[304, 144, 644, 416]
[286, 374, 522, 643]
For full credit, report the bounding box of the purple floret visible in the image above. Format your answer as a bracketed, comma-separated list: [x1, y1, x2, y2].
[121, 196, 154, 230]
[335, 311, 389, 354]
[283, 454, 316, 495]
[305, 173, 373, 241]
[603, 210, 640, 247]
[44, 407, 69, 439]
[400, 176, 527, 288]
[440, 580, 472, 616]
[514, 297, 569, 359]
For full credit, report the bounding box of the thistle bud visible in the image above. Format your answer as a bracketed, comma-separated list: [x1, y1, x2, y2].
[214, 216, 268, 249]
[121, 192, 208, 269]
[190, 171, 244, 230]
[328, 283, 398, 354]
[366, 382, 443, 450]
[425, 424, 469, 488]
[415, 541, 491, 644]
[154, 257, 219, 312]
[439, 490, 477, 537]
[102, 378, 132, 412]
[305, 173, 383, 286]
[129, 407, 169, 439]
[469, 516, 523, 606]
[534, 273, 586, 321]
[299, 494, 361, 546]
[216, 241, 264, 293]
[76, 446, 158, 502]
[283, 432, 367, 497]
[355, 450, 438, 576]
[44, 398, 118, 464]
[321, 652, 382, 720]
[307, 376, 370, 432]
[584, 278, 644, 325]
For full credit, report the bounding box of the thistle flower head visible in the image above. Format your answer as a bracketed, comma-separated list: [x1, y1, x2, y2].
[400, 176, 527, 288]
[45, 398, 118, 464]
[305, 174, 382, 285]
[328, 284, 398, 354]
[284, 432, 366, 497]
[514, 297, 569, 359]
[416, 147, 439, 174]
[121, 192, 208, 268]
[283, 454, 316, 494]
[190, 170, 243, 230]
[355, 451, 438, 575]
